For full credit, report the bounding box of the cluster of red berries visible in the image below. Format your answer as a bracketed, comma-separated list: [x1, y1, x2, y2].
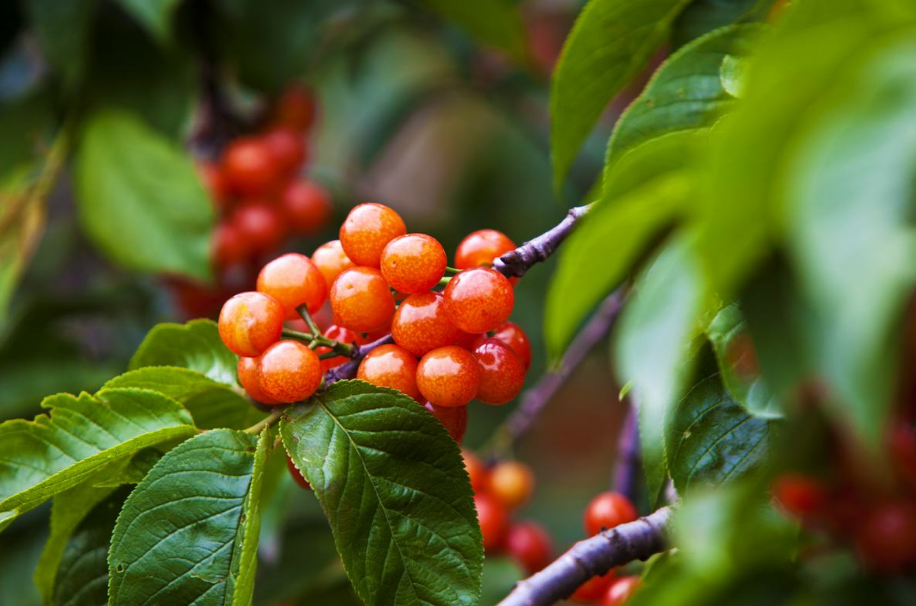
[464, 451, 641, 605]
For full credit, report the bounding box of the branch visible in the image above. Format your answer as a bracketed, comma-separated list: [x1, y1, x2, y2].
[497, 507, 673, 606]
[323, 333, 395, 386]
[492, 205, 590, 278]
[611, 403, 640, 502]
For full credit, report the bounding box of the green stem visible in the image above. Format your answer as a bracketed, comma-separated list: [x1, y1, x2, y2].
[445, 266, 461, 276]
[282, 328, 315, 341]
[297, 304, 322, 336]
[244, 407, 284, 435]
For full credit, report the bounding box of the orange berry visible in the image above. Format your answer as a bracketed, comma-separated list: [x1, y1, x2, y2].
[444, 268, 514, 334]
[506, 521, 553, 575]
[257, 340, 321, 403]
[455, 229, 516, 269]
[218, 291, 284, 357]
[281, 179, 331, 235]
[263, 127, 306, 175]
[571, 572, 616, 603]
[474, 339, 526, 405]
[222, 137, 281, 196]
[339, 203, 406, 267]
[475, 493, 510, 552]
[286, 455, 312, 490]
[416, 346, 481, 408]
[486, 321, 532, 370]
[488, 460, 534, 511]
[584, 492, 638, 536]
[463, 449, 489, 494]
[272, 84, 316, 132]
[391, 292, 461, 357]
[237, 356, 281, 405]
[312, 240, 356, 288]
[380, 234, 447, 293]
[329, 267, 396, 332]
[424, 402, 468, 444]
[257, 253, 327, 318]
[317, 325, 365, 372]
[357, 344, 421, 401]
[600, 576, 640, 606]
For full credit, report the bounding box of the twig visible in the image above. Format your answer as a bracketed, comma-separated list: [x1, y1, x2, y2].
[492, 205, 591, 278]
[323, 333, 395, 386]
[612, 403, 640, 502]
[497, 507, 672, 606]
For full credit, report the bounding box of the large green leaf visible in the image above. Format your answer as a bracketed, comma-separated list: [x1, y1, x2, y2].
[671, 0, 771, 47]
[114, 0, 181, 43]
[415, 0, 528, 63]
[550, 0, 692, 186]
[280, 380, 483, 606]
[75, 110, 213, 281]
[21, 0, 99, 86]
[0, 388, 195, 531]
[108, 428, 270, 606]
[129, 320, 237, 385]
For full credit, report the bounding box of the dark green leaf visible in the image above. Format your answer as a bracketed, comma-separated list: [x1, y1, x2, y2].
[0, 91, 53, 178]
[20, 0, 99, 86]
[108, 428, 270, 606]
[414, 0, 528, 62]
[75, 109, 214, 281]
[280, 380, 483, 606]
[129, 320, 237, 385]
[113, 0, 181, 43]
[672, 0, 772, 48]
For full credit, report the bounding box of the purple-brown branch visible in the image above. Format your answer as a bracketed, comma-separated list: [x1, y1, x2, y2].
[323, 333, 395, 386]
[612, 404, 640, 502]
[497, 507, 672, 606]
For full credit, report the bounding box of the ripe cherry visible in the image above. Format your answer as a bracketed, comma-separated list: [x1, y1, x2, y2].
[222, 137, 281, 196]
[257, 253, 327, 317]
[237, 356, 281, 405]
[571, 572, 616, 603]
[855, 501, 916, 572]
[212, 222, 248, 268]
[600, 576, 640, 606]
[312, 240, 355, 288]
[485, 321, 532, 370]
[380, 233, 447, 294]
[263, 128, 306, 175]
[317, 325, 365, 372]
[257, 340, 322, 403]
[474, 339, 526, 405]
[286, 455, 312, 490]
[416, 346, 481, 408]
[584, 492, 638, 536]
[488, 460, 534, 511]
[506, 521, 553, 575]
[231, 202, 286, 255]
[444, 267, 515, 334]
[339, 203, 407, 268]
[281, 180, 331, 235]
[772, 473, 828, 519]
[357, 344, 421, 402]
[272, 84, 316, 132]
[329, 267, 396, 332]
[455, 229, 516, 269]
[391, 292, 461, 357]
[218, 291, 284, 357]
[475, 493, 510, 552]
[424, 402, 468, 444]
[463, 449, 489, 494]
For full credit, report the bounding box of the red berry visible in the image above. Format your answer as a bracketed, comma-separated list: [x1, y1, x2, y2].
[486, 321, 532, 370]
[380, 234, 447, 294]
[212, 222, 248, 268]
[855, 501, 916, 572]
[391, 292, 461, 357]
[424, 402, 468, 444]
[286, 455, 312, 490]
[317, 325, 365, 372]
[222, 137, 281, 196]
[281, 180, 331, 235]
[584, 492, 638, 536]
[463, 449, 489, 494]
[218, 292, 284, 357]
[313, 240, 355, 288]
[329, 267, 396, 332]
[263, 128, 306, 175]
[257, 253, 327, 318]
[474, 339, 526, 405]
[772, 473, 828, 519]
[231, 202, 286, 254]
[237, 356, 281, 405]
[455, 229, 516, 269]
[197, 161, 231, 209]
[257, 340, 322, 403]
[506, 521, 553, 575]
[571, 572, 616, 603]
[475, 493, 510, 552]
[272, 84, 316, 132]
[444, 268, 514, 334]
[600, 576, 640, 606]
[488, 460, 534, 511]
[357, 344, 421, 402]
[339, 203, 407, 268]
[416, 346, 481, 408]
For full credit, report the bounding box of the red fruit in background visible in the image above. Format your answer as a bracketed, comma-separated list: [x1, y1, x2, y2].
[339, 203, 407, 268]
[312, 240, 355, 288]
[357, 344, 421, 402]
[380, 234, 448, 294]
[286, 455, 312, 490]
[169, 279, 223, 319]
[391, 292, 461, 357]
[891, 423, 916, 490]
[485, 321, 532, 370]
[197, 161, 231, 209]
[263, 128, 307, 175]
[463, 449, 489, 494]
[772, 473, 828, 519]
[237, 356, 281, 405]
[475, 493, 510, 552]
[506, 521, 553, 575]
[282, 180, 332, 235]
[474, 339, 526, 405]
[855, 501, 916, 572]
[488, 460, 534, 511]
[218, 291, 284, 357]
[416, 346, 481, 408]
[257, 253, 327, 317]
[212, 222, 249, 268]
[317, 325, 365, 372]
[222, 137, 281, 196]
[232, 202, 286, 255]
[273, 84, 317, 132]
[571, 571, 616, 603]
[444, 268, 514, 334]
[455, 229, 516, 269]
[424, 402, 468, 444]
[584, 492, 638, 536]
[600, 576, 640, 606]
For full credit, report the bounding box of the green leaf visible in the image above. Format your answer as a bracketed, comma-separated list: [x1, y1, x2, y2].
[550, 0, 692, 187]
[480, 558, 524, 606]
[414, 0, 528, 63]
[671, 0, 772, 48]
[113, 0, 181, 43]
[108, 428, 270, 606]
[20, 0, 99, 86]
[280, 380, 483, 606]
[75, 109, 213, 281]
[129, 320, 237, 385]
[667, 374, 776, 493]
[0, 388, 195, 531]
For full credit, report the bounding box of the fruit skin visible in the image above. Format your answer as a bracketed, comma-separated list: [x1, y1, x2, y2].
[318, 325, 365, 372]
[273, 84, 316, 132]
[237, 356, 282, 405]
[416, 346, 481, 408]
[855, 501, 916, 572]
[485, 321, 532, 370]
[212, 222, 248, 268]
[313, 240, 355, 288]
[571, 572, 616, 603]
[584, 492, 638, 536]
[329, 267, 396, 332]
[263, 128, 306, 175]
[391, 292, 461, 357]
[231, 202, 286, 255]
[475, 493, 510, 552]
[455, 229, 516, 269]
[600, 576, 640, 606]
[222, 137, 281, 196]
[444, 268, 515, 334]
[257, 340, 322, 403]
[463, 449, 489, 494]
[772, 473, 828, 519]
[282, 180, 331, 235]
[257, 253, 327, 318]
[474, 339, 526, 405]
[357, 344, 421, 402]
[488, 460, 535, 511]
[506, 521, 553, 574]
[287, 455, 312, 490]
[380, 233, 447, 294]
[424, 402, 468, 444]
[339, 203, 407, 268]
[218, 292, 285, 357]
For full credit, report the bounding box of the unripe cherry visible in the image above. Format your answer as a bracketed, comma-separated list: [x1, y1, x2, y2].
[312, 240, 356, 288]
[257, 340, 322, 403]
[600, 576, 640, 606]
[391, 292, 461, 357]
[339, 203, 406, 267]
[286, 455, 312, 490]
[475, 493, 510, 552]
[416, 346, 481, 408]
[257, 253, 327, 318]
[444, 268, 514, 334]
[488, 460, 534, 511]
[357, 344, 421, 402]
[222, 137, 281, 196]
[329, 267, 396, 332]
[506, 521, 553, 575]
[424, 402, 468, 444]
[281, 179, 331, 235]
[455, 229, 515, 269]
[218, 291, 284, 357]
[380, 234, 447, 293]
[584, 492, 638, 536]
[474, 339, 526, 405]
[237, 356, 281, 405]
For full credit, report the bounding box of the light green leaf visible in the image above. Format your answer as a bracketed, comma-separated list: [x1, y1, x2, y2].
[108, 428, 270, 606]
[75, 109, 213, 281]
[415, 0, 528, 63]
[280, 380, 483, 606]
[113, 0, 181, 43]
[550, 0, 692, 187]
[129, 320, 237, 385]
[0, 388, 195, 530]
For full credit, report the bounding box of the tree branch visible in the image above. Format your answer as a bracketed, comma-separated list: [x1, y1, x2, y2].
[612, 403, 640, 502]
[323, 333, 395, 386]
[497, 507, 673, 606]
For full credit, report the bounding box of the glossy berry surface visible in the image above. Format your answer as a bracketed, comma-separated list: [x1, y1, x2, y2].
[506, 521, 553, 575]
[257, 253, 327, 318]
[584, 492, 638, 536]
[263, 128, 306, 175]
[391, 292, 461, 357]
[286, 455, 312, 490]
[855, 501, 916, 572]
[231, 202, 286, 254]
[282, 180, 331, 234]
[571, 572, 616, 603]
[416, 346, 481, 408]
[486, 321, 532, 370]
[329, 267, 396, 332]
[218, 292, 284, 357]
[257, 340, 321, 403]
[772, 473, 827, 519]
[380, 234, 447, 294]
[475, 493, 510, 552]
[222, 137, 280, 196]
[474, 339, 526, 405]
[600, 576, 640, 606]
[237, 356, 281, 405]
[444, 268, 515, 334]
[455, 229, 516, 269]
[339, 203, 407, 268]
[273, 85, 316, 132]
[424, 402, 467, 444]
[463, 449, 489, 494]
[357, 344, 421, 402]
[312, 240, 356, 288]
[488, 461, 534, 511]
[318, 325, 365, 372]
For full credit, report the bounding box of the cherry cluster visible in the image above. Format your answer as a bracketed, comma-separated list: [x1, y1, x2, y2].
[463, 450, 641, 605]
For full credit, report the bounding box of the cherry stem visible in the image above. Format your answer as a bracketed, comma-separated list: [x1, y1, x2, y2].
[444, 266, 461, 276]
[282, 328, 315, 341]
[243, 407, 284, 435]
[297, 304, 322, 337]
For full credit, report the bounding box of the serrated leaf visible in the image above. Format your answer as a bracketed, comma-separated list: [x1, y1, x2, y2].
[113, 0, 181, 44]
[0, 388, 195, 531]
[667, 374, 776, 493]
[129, 320, 237, 385]
[108, 428, 270, 606]
[415, 0, 528, 63]
[550, 0, 692, 187]
[75, 109, 213, 280]
[280, 380, 482, 606]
